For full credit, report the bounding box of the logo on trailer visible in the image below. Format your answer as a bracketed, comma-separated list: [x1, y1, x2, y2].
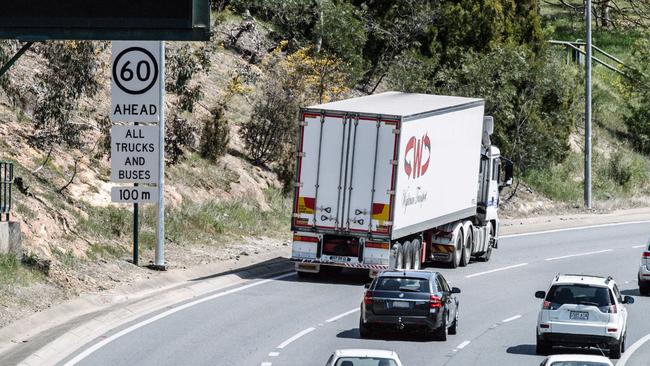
[404, 134, 431, 179]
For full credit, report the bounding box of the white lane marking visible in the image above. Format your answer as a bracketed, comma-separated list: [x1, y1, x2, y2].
[277, 327, 316, 349]
[544, 249, 612, 261]
[326, 308, 359, 323]
[261, 362, 272, 366]
[617, 332, 650, 366]
[502, 314, 522, 323]
[268, 352, 279, 357]
[632, 245, 646, 249]
[62, 272, 295, 366]
[501, 220, 650, 239]
[456, 340, 471, 350]
[465, 263, 528, 278]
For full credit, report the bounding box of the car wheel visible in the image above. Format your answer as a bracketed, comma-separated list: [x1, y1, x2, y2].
[435, 313, 448, 341]
[536, 337, 551, 355]
[639, 280, 650, 296]
[622, 333, 626, 353]
[609, 340, 622, 359]
[359, 316, 373, 338]
[448, 310, 458, 335]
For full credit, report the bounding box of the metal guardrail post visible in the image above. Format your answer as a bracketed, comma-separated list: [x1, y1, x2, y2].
[0, 161, 14, 221]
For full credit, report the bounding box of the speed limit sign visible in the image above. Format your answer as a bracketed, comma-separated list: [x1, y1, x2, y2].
[111, 41, 161, 122]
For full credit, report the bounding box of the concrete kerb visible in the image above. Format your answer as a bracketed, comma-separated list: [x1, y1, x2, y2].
[3, 207, 650, 365]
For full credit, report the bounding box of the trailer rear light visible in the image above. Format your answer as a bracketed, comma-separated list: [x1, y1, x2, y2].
[293, 235, 319, 243]
[430, 295, 442, 309]
[366, 242, 390, 249]
[364, 291, 373, 305]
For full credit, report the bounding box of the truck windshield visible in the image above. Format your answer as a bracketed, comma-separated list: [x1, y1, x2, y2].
[374, 277, 430, 292]
[546, 284, 612, 307]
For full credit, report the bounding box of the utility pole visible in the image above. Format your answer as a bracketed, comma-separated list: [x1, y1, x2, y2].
[584, 0, 593, 209]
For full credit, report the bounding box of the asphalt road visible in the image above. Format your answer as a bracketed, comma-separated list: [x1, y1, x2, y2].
[60, 222, 650, 366]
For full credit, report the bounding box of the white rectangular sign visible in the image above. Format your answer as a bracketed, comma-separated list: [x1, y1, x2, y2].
[111, 41, 161, 122]
[111, 125, 159, 183]
[111, 186, 158, 203]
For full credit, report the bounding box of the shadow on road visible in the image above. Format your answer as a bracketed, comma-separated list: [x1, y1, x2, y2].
[189, 257, 292, 282]
[621, 288, 641, 296]
[507, 344, 608, 357]
[279, 267, 371, 286]
[337, 328, 436, 343]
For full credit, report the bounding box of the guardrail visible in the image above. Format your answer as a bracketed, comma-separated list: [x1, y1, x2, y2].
[0, 161, 14, 221]
[549, 39, 629, 76]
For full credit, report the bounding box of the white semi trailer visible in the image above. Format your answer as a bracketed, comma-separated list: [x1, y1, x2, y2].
[290, 92, 513, 276]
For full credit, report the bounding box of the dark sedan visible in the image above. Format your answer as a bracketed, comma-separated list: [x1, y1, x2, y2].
[359, 269, 460, 341]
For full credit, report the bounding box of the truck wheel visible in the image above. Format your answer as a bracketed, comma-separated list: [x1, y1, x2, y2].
[450, 238, 461, 269]
[391, 243, 404, 270]
[412, 239, 422, 270]
[479, 225, 495, 262]
[460, 232, 470, 267]
[403, 241, 413, 269]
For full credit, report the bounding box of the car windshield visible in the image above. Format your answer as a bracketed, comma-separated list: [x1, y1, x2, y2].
[546, 284, 612, 307]
[334, 357, 398, 366]
[374, 277, 429, 292]
[549, 362, 610, 366]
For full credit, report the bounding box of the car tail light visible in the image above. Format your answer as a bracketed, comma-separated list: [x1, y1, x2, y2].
[363, 291, 373, 305]
[607, 328, 618, 333]
[599, 304, 618, 314]
[539, 324, 550, 329]
[430, 295, 442, 309]
[642, 251, 650, 258]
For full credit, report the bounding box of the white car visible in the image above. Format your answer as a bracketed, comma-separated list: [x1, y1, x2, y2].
[534, 274, 634, 359]
[540, 354, 614, 366]
[638, 241, 650, 295]
[325, 349, 402, 366]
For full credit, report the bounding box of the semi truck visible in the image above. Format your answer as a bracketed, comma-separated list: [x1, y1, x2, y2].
[290, 92, 513, 276]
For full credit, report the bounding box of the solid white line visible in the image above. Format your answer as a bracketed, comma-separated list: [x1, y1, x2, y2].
[501, 220, 650, 239]
[268, 352, 280, 357]
[456, 340, 471, 350]
[62, 272, 295, 366]
[502, 315, 522, 323]
[632, 245, 646, 249]
[544, 249, 612, 261]
[465, 263, 528, 278]
[617, 333, 650, 366]
[326, 308, 359, 323]
[277, 327, 316, 349]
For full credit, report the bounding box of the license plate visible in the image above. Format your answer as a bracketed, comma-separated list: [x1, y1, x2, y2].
[329, 255, 349, 262]
[570, 311, 589, 320]
[392, 301, 410, 309]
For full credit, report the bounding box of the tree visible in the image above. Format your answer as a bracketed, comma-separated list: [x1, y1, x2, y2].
[545, 0, 650, 28]
[623, 37, 650, 153]
[31, 41, 107, 151]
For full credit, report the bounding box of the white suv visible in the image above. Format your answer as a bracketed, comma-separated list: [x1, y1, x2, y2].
[534, 274, 634, 359]
[638, 242, 650, 295]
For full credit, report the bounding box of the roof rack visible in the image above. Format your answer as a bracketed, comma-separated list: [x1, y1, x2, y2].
[560, 274, 613, 283]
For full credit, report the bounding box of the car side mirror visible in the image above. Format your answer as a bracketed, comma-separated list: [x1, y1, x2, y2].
[535, 291, 546, 299]
[623, 295, 634, 304]
[451, 287, 461, 294]
[364, 283, 371, 289]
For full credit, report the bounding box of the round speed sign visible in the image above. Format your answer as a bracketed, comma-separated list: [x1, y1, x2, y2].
[112, 47, 159, 95]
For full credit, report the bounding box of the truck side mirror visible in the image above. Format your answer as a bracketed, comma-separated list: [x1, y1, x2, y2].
[501, 159, 514, 188]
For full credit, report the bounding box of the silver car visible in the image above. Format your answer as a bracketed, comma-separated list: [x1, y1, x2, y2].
[638, 241, 650, 295]
[326, 349, 403, 366]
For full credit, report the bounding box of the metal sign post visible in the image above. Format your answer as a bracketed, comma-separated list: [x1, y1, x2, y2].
[585, 0, 593, 209]
[155, 41, 166, 270]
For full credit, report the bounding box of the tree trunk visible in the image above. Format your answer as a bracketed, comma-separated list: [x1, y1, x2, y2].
[601, 0, 611, 27]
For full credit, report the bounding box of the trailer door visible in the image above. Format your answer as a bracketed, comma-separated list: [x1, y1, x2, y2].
[294, 114, 348, 230]
[342, 118, 398, 235]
